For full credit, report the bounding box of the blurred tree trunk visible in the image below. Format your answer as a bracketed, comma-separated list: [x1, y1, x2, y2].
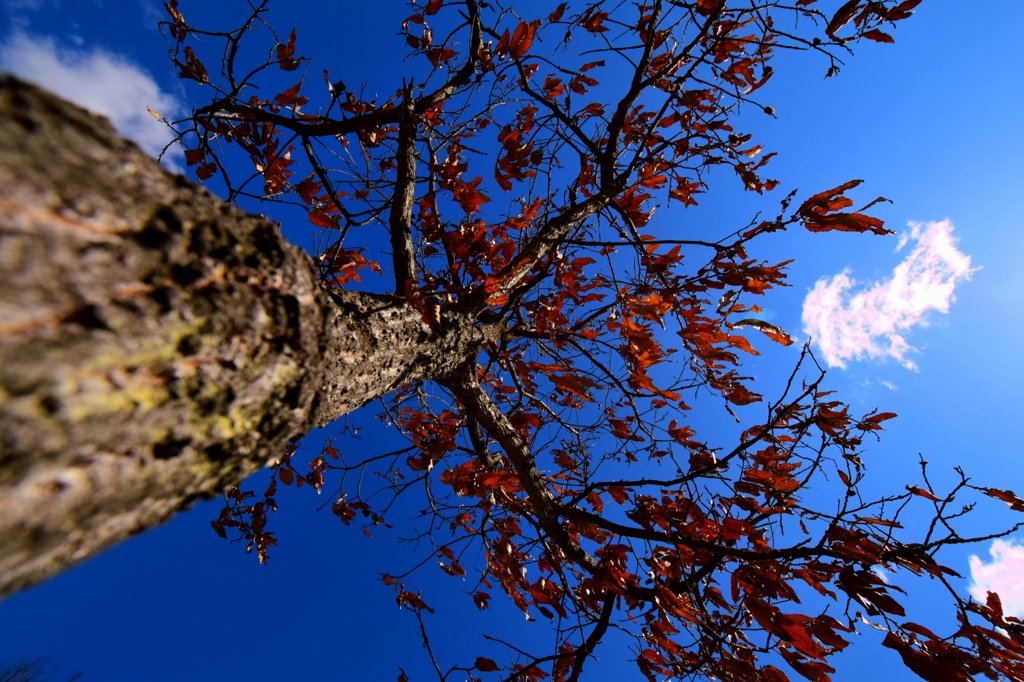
[0, 77, 482, 598]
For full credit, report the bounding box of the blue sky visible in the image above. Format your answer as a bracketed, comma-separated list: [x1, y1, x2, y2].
[2, 1, 1024, 680]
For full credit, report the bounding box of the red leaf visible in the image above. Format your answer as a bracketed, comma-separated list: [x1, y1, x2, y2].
[907, 486, 942, 503]
[426, 48, 458, 67]
[309, 207, 338, 229]
[403, 13, 426, 29]
[164, 0, 188, 42]
[508, 20, 539, 59]
[181, 47, 208, 84]
[424, 0, 442, 15]
[276, 28, 300, 71]
[398, 590, 435, 613]
[494, 29, 510, 57]
[196, 163, 217, 181]
[778, 647, 835, 682]
[582, 11, 609, 33]
[801, 179, 862, 210]
[902, 622, 940, 641]
[421, 297, 441, 329]
[547, 3, 567, 23]
[862, 29, 895, 43]
[827, 0, 862, 39]
[331, 499, 356, 524]
[184, 147, 206, 166]
[475, 657, 499, 672]
[294, 173, 321, 204]
[607, 486, 631, 504]
[453, 177, 490, 213]
[888, 0, 923, 21]
[641, 649, 668, 666]
[274, 82, 308, 107]
[473, 591, 492, 610]
[550, 373, 599, 402]
[857, 516, 902, 529]
[696, 0, 723, 16]
[985, 488, 1024, 512]
[731, 319, 793, 346]
[882, 632, 956, 682]
[798, 180, 892, 235]
[987, 590, 1004, 618]
[509, 411, 540, 436]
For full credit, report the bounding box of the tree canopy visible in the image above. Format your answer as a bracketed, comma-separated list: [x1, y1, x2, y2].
[6, 0, 1023, 680]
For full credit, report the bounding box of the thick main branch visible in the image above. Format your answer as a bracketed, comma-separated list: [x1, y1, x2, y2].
[0, 77, 485, 598]
[442, 365, 603, 576]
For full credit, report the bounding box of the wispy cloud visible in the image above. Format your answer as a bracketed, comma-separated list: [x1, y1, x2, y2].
[139, 0, 165, 30]
[969, 540, 1024, 618]
[859, 377, 898, 391]
[871, 566, 891, 584]
[801, 220, 973, 370]
[2, 0, 52, 11]
[0, 32, 183, 166]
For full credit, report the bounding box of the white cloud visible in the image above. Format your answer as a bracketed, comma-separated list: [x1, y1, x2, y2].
[0, 32, 183, 166]
[801, 220, 974, 370]
[969, 540, 1024, 618]
[139, 0, 165, 30]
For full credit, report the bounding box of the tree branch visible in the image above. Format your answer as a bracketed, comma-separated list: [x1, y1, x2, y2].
[389, 85, 418, 295]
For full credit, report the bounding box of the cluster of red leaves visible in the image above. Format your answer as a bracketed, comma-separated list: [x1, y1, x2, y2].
[167, 1, 1024, 681]
[211, 467, 282, 565]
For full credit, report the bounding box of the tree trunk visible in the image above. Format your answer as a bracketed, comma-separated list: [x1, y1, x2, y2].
[0, 76, 483, 598]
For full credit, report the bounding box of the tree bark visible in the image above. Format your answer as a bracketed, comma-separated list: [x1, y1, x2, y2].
[0, 76, 484, 598]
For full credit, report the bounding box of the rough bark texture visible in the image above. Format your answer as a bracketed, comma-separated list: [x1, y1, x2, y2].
[0, 76, 484, 598]
[388, 91, 418, 296]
